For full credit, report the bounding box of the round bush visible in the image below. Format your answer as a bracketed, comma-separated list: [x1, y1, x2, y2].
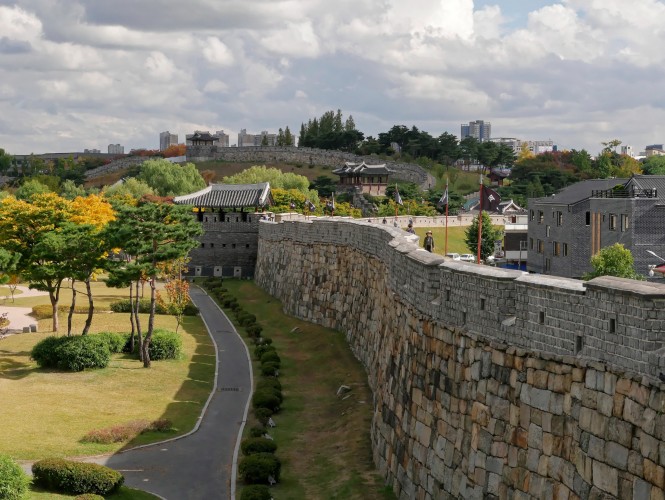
[31, 335, 65, 368]
[238, 453, 281, 485]
[256, 377, 281, 392]
[0, 453, 29, 500]
[249, 426, 266, 438]
[241, 437, 277, 456]
[183, 302, 199, 316]
[240, 484, 272, 500]
[260, 351, 280, 367]
[252, 390, 281, 413]
[148, 330, 182, 361]
[254, 408, 273, 426]
[54, 336, 111, 372]
[32, 459, 124, 496]
[246, 324, 263, 338]
[260, 361, 279, 377]
[254, 344, 275, 360]
[95, 332, 126, 353]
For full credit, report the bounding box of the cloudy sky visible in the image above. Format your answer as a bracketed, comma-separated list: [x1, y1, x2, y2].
[1, 0, 664, 156]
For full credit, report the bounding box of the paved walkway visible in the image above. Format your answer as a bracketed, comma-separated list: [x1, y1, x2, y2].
[96, 286, 253, 499]
[0, 285, 48, 332]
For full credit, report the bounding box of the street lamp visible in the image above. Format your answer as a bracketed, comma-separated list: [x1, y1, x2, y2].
[647, 250, 665, 277]
[647, 250, 665, 262]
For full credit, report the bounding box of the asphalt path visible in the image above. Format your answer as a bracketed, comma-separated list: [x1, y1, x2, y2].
[98, 286, 253, 500]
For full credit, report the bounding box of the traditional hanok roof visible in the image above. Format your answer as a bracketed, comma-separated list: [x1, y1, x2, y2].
[332, 161, 393, 176]
[173, 182, 272, 208]
[497, 199, 524, 214]
[490, 167, 511, 179]
[189, 131, 219, 143]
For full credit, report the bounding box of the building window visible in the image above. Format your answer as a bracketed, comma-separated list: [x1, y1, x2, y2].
[609, 318, 616, 333]
[609, 214, 617, 230]
[621, 214, 629, 231]
[545, 258, 551, 272]
[586, 212, 591, 225]
[222, 244, 226, 248]
[210, 243, 214, 248]
[200, 242, 205, 248]
[538, 211, 544, 224]
[539, 311, 546, 324]
[530, 238, 534, 250]
[246, 244, 250, 248]
[546, 225, 551, 237]
[511, 216, 517, 223]
[446, 289, 451, 302]
[232, 244, 236, 249]
[530, 210, 535, 221]
[538, 240, 544, 253]
[554, 242, 560, 256]
[563, 243, 568, 257]
[480, 298, 485, 311]
[556, 211, 563, 226]
[575, 335, 583, 354]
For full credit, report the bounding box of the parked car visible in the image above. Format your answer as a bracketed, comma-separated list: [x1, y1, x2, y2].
[445, 253, 461, 261]
[460, 254, 475, 262]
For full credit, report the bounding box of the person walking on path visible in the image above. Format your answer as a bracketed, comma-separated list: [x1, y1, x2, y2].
[424, 230, 435, 252]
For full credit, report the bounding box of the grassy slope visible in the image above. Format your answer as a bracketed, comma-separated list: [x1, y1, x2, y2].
[27, 485, 159, 499]
[0, 281, 214, 460]
[217, 280, 395, 500]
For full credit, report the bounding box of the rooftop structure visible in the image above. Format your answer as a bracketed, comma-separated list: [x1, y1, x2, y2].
[332, 161, 394, 196]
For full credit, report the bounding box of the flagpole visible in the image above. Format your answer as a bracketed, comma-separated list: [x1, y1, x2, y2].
[477, 174, 483, 264]
[445, 177, 449, 255]
[394, 183, 398, 221]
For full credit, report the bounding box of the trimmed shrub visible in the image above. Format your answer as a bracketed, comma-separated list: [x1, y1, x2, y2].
[32, 459, 124, 496]
[254, 344, 275, 360]
[260, 361, 279, 377]
[230, 301, 242, 312]
[237, 313, 257, 327]
[54, 336, 110, 371]
[238, 453, 281, 485]
[95, 332, 126, 353]
[148, 330, 182, 361]
[109, 299, 167, 315]
[240, 485, 272, 500]
[260, 351, 280, 367]
[255, 385, 282, 405]
[31, 304, 102, 320]
[249, 426, 266, 438]
[31, 335, 64, 368]
[246, 324, 263, 338]
[183, 302, 199, 316]
[252, 390, 281, 413]
[256, 378, 281, 392]
[222, 297, 238, 309]
[241, 437, 277, 456]
[0, 453, 29, 500]
[254, 408, 273, 426]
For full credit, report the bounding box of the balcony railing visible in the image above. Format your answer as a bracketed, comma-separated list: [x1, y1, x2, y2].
[591, 187, 658, 199]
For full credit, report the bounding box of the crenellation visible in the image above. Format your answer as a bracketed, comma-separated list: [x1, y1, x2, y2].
[255, 218, 665, 498]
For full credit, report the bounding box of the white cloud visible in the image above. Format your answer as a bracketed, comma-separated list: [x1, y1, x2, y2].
[202, 36, 234, 66]
[144, 51, 177, 80]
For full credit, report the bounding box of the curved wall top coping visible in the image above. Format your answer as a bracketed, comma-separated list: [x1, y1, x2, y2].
[515, 273, 587, 292]
[586, 275, 665, 297]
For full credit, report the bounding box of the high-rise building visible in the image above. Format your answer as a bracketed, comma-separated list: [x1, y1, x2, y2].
[461, 120, 491, 142]
[214, 130, 230, 147]
[83, 148, 101, 154]
[108, 144, 124, 154]
[159, 131, 178, 151]
[238, 129, 277, 147]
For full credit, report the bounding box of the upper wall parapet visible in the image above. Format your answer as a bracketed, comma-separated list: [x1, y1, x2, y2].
[258, 218, 665, 380]
[186, 145, 436, 190]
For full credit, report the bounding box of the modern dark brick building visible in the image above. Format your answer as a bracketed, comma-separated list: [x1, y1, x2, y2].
[173, 183, 272, 278]
[527, 175, 665, 278]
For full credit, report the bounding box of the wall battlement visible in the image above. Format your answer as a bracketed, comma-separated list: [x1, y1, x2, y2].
[186, 145, 436, 189]
[255, 218, 665, 499]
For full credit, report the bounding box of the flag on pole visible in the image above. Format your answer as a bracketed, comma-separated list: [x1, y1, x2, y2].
[394, 186, 403, 206]
[481, 186, 502, 212]
[305, 200, 316, 212]
[438, 187, 448, 207]
[331, 192, 335, 210]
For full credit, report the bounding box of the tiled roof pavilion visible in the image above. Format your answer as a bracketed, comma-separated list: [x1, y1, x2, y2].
[173, 182, 272, 208]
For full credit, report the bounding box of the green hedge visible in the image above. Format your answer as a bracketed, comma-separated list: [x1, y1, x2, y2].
[0, 453, 29, 500]
[95, 332, 127, 353]
[256, 377, 281, 392]
[254, 408, 273, 426]
[252, 389, 281, 413]
[241, 437, 277, 456]
[254, 344, 275, 360]
[238, 453, 281, 485]
[246, 324, 263, 338]
[110, 299, 167, 314]
[260, 361, 279, 377]
[240, 484, 272, 500]
[148, 330, 182, 361]
[32, 335, 111, 372]
[32, 459, 124, 496]
[260, 351, 280, 367]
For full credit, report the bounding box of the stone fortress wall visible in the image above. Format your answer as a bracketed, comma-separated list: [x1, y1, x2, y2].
[186, 145, 437, 190]
[255, 218, 665, 499]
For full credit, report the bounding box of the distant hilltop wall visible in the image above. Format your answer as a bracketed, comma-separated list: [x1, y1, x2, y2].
[255, 218, 665, 499]
[186, 145, 437, 190]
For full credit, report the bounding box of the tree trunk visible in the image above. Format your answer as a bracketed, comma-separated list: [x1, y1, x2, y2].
[143, 277, 157, 368]
[67, 279, 76, 336]
[50, 293, 59, 333]
[128, 283, 135, 353]
[81, 279, 94, 335]
[135, 280, 143, 361]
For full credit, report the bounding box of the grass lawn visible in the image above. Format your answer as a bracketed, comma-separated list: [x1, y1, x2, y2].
[215, 280, 395, 500]
[194, 160, 336, 183]
[411, 224, 504, 256]
[26, 485, 159, 499]
[0, 281, 215, 460]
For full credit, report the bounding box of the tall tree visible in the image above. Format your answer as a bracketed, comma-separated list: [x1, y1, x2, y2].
[138, 159, 206, 197]
[284, 126, 294, 146]
[464, 211, 502, 261]
[106, 202, 202, 367]
[583, 243, 644, 281]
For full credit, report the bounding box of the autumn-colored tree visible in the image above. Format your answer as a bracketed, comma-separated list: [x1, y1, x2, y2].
[200, 170, 216, 184]
[156, 279, 191, 333]
[162, 144, 186, 158]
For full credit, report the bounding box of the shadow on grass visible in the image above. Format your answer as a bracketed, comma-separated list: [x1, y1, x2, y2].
[0, 348, 41, 380]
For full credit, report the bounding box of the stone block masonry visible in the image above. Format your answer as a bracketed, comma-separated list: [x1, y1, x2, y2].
[255, 218, 665, 499]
